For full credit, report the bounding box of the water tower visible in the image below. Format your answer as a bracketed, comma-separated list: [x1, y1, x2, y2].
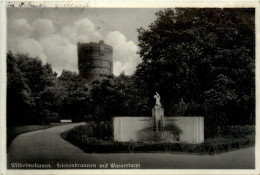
[78, 40, 113, 82]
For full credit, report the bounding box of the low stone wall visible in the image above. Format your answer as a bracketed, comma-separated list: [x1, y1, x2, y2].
[113, 116, 204, 144]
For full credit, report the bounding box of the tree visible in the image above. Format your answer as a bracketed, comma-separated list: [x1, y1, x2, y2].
[58, 70, 90, 122]
[88, 73, 150, 122]
[7, 52, 57, 124]
[7, 52, 35, 125]
[122, 74, 150, 116]
[39, 81, 66, 123]
[136, 8, 255, 132]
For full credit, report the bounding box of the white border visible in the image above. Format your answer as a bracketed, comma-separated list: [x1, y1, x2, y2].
[1, 1, 259, 175]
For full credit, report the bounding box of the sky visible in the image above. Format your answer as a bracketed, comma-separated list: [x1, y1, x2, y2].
[7, 8, 162, 75]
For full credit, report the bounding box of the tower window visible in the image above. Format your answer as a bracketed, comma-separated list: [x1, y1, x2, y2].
[100, 46, 104, 55]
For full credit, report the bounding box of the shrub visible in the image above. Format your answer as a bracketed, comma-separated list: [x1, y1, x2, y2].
[82, 137, 102, 144]
[66, 122, 113, 143]
[71, 124, 94, 136]
[204, 137, 232, 145]
[62, 124, 255, 154]
[203, 137, 255, 154]
[89, 121, 113, 140]
[225, 125, 255, 138]
[178, 144, 204, 153]
[215, 125, 255, 139]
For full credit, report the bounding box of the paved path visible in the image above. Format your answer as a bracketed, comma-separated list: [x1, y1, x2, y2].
[8, 123, 255, 169]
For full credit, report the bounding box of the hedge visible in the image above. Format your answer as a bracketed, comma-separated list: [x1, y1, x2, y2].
[61, 124, 255, 155]
[203, 137, 255, 155]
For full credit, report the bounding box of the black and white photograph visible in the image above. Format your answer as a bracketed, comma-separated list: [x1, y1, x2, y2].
[1, 1, 258, 172]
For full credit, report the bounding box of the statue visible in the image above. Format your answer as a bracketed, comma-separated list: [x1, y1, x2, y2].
[154, 92, 162, 108]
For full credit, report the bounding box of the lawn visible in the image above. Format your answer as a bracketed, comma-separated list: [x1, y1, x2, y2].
[7, 123, 68, 148]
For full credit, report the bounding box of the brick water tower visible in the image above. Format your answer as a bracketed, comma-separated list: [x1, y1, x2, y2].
[78, 40, 113, 82]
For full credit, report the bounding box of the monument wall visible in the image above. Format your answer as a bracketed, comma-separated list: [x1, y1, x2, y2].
[164, 117, 204, 143]
[113, 116, 204, 144]
[113, 117, 152, 142]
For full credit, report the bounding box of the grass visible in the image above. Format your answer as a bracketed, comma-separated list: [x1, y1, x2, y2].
[7, 123, 68, 148]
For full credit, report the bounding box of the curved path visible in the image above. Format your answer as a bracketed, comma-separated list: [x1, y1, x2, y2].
[8, 123, 255, 169]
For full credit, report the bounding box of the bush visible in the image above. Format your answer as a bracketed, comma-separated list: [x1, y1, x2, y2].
[215, 125, 255, 139]
[63, 126, 205, 154]
[203, 137, 255, 154]
[89, 121, 113, 140]
[225, 125, 255, 138]
[71, 124, 94, 136]
[65, 122, 113, 143]
[62, 124, 255, 154]
[204, 137, 232, 145]
[82, 142, 129, 153]
[178, 143, 204, 153]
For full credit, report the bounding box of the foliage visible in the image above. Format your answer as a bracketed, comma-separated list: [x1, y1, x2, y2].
[63, 128, 205, 153]
[220, 125, 255, 138]
[7, 52, 92, 125]
[71, 124, 94, 136]
[89, 121, 113, 140]
[204, 137, 235, 145]
[68, 123, 113, 141]
[63, 125, 202, 153]
[203, 125, 255, 154]
[174, 98, 187, 116]
[7, 51, 150, 126]
[87, 73, 150, 121]
[7, 9, 255, 142]
[136, 8, 255, 137]
[203, 137, 255, 155]
[63, 123, 254, 154]
[58, 70, 90, 122]
[7, 52, 57, 125]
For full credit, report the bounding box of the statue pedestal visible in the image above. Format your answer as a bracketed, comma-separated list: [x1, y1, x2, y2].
[152, 107, 164, 132]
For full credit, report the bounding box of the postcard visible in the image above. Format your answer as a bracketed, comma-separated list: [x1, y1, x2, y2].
[1, 1, 259, 175]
